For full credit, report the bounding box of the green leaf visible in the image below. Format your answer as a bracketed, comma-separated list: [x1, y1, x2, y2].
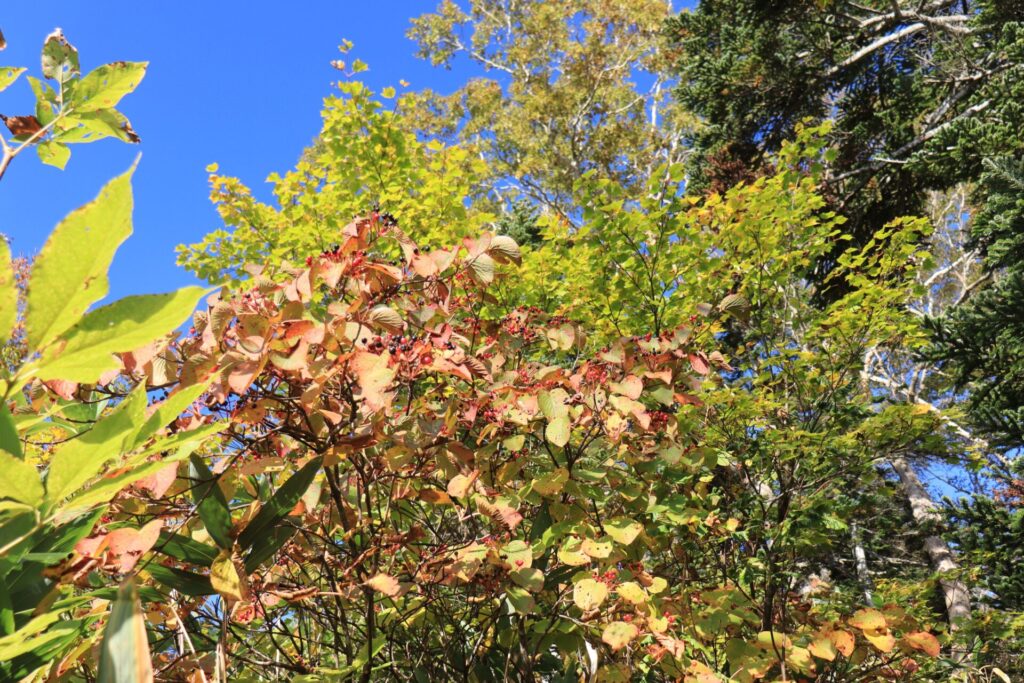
[146, 564, 214, 597]
[243, 525, 297, 574]
[155, 531, 218, 567]
[189, 454, 234, 550]
[545, 416, 570, 447]
[40, 29, 79, 83]
[0, 237, 16, 346]
[36, 287, 207, 383]
[0, 616, 86, 661]
[130, 381, 211, 451]
[0, 449, 42, 505]
[0, 581, 13, 635]
[97, 581, 153, 683]
[237, 457, 321, 551]
[61, 444, 200, 513]
[71, 62, 147, 112]
[45, 386, 145, 505]
[25, 167, 135, 350]
[36, 140, 70, 169]
[65, 109, 139, 144]
[505, 585, 535, 614]
[26, 76, 57, 127]
[0, 400, 21, 461]
[0, 66, 26, 93]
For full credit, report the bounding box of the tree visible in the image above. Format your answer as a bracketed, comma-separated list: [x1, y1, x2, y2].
[177, 74, 491, 286]
[928, 158, 1024, 450]
[667, 0, 1024, 287]
[406, 0, 692, 221]
[668, 1, 1024, 661]
[160, 208, 945, 680]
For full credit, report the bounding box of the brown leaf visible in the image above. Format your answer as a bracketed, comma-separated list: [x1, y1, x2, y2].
[446, 470, 479, 498]
[1, 114, 42, 137]
[43, 378, 78, 400]
[121, 120, 140, 143]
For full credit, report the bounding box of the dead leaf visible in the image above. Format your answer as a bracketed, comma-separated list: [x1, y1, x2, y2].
[1, 114, 42, 137]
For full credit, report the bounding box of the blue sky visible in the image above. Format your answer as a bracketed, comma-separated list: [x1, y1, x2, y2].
[0, 3, 473, 300]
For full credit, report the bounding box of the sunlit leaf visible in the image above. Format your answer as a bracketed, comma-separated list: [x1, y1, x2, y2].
[97, 581, 153, 683]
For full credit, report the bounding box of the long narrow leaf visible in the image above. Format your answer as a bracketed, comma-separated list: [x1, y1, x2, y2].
[97, 580, 153, 683]
[188, 454, 233, 550]
[237, 456, 321, 551]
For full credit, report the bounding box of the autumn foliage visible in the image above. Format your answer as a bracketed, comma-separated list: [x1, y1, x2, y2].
[0, 18, 980, 683]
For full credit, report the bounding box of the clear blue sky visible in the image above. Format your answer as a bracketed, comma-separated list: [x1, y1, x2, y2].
[0, 3, 472, 300]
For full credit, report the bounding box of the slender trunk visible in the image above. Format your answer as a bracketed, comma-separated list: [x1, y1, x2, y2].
[851, 522, 874, 606]
[889, 456, 971, 630]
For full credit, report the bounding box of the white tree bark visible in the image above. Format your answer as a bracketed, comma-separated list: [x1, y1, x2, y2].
[889, 456, 972, 630]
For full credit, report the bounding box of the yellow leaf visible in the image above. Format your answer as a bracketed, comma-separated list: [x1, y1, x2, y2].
[848, 608, 886, 631]
[647, 576, 668, 594]
[601, 621, 639, 651]
[581, 537, 612, 559]
[210, 549, 247, 602]
[604, 517, 642, 545]
[533, 467, 569, 497]
[616, 581, 647, 605]
[545, 416, 571, 447]
[786, 646, 815, 674]
[863, 628, 895, 653]
[808, 635, 837, 661]
[557, 538, 591, 566]
[351, 351, 395, 412]
[573, 578, 608, 611]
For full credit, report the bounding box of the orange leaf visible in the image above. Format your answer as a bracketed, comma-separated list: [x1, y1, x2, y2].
[103, 519, 163, 573]
[419, 489, 453, 505]
[365, 573, 400, 597]
[829, 629, 855, 657]
[447, 470, 479, 499]
[902, 631, 940, 657]
[134, 461, 178, 498]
